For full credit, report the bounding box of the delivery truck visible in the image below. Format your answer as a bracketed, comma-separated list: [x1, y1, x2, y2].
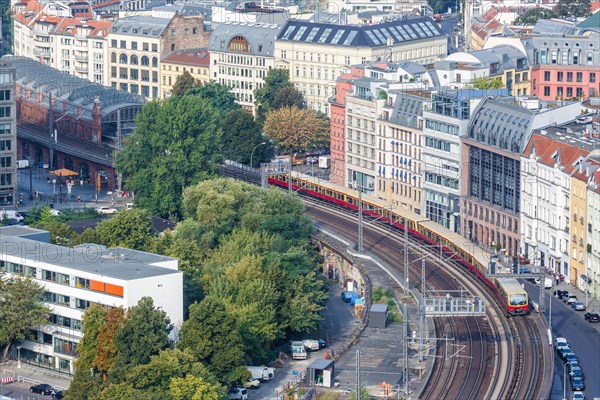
[291, 341, 308, 360]
[247, 366, 275, 381]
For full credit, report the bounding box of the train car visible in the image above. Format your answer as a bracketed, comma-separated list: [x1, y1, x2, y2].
[267, 173, 504, 304]
[494, 278, 529, 316]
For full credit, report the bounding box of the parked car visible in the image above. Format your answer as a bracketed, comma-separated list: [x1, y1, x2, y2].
[584, 312, 600, 322]
[125, 202, 134, 210]
[30, 384, 53, 395]
[571, 301, 586, 311]
[52, 390, 64, 399]
[303, 339, 327, 351]
[243, 378, 260, 389]
[555, 337, 569, 352]
[565, 353, 579, 364]
[565, 295, 578, 304]
[228, 387, 248, 400]
[571, 376, 585, 391]
[554, 290, 569, 299]
[50, 209, 62, 216]
[96, 206, 118, 215]
[559, 346, 573, 360]
[572, 391, 585, 400]
[569, 365, 584, 379]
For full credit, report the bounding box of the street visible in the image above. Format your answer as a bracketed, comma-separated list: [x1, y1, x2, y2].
[522, 282, 600, 399]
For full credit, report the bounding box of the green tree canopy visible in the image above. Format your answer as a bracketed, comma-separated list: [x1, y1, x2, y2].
[186, 82, 239, 116]
[221, 109, 273, 167]
[272, 86, 305, 110]
[514, 8, 557, 25]
[263, 106, 330, 154]
[95, 208, 155, 250]
[110, 297, 172, 382]
[469, 76, 505, 90]
[0, 277, 50, 360]
[93, 307, 126, 378]
[554, 0, 591, 17]
[254, 68, 295, 122]
[115, 95, 223, 219]
[171, 70, 197, 97]
[169, 375, 224, 400]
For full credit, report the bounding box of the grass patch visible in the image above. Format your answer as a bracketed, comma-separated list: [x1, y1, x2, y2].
[373, 286, 404, 323]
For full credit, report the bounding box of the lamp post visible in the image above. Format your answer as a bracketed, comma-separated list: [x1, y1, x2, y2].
[250, 142, 266, 168]
[563, 361, 571, 400]
[16, 345, 21, 369]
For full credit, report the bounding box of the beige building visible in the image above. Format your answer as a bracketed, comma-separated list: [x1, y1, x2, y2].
[108, 14, 210, 99]
[275, 17, 447, 114]
[160, 49, 210, 98]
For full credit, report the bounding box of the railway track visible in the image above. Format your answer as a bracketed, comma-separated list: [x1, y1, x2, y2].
[219, 165, 546, 399]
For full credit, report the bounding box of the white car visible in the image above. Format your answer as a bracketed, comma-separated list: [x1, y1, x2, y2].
[572, 391, 585, 400]
[554, 337, 569, 352]
[228, 387, 248, 400]
[96, 206, 118, 215]
[243, 378, 260, 389]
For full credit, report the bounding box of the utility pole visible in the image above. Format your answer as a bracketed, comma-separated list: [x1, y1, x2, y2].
[116, 109, 123, 192]
[356, 350, 361, 400]
[403, 302, 409, 395]
[48, 93, 55, 170]
[404, 222, 409, 291]
[419, 259, 426, 362]
[358, 187, 364, 253]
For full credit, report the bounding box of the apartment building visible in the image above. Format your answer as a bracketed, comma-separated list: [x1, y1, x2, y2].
[108, 14, 210, 99]
[160, 48, 210, 98]
[208, 22, 280, 114]
[0, 226, 183, 374]
[275, 17, 447, 114]
[522, 32, 600, 100]
[588, 161, 600, 300]
[0, 61, 16, 207]
[462, 99, 580, 257]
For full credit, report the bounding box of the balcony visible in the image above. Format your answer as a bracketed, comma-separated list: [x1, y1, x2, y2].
[74, 55, 88, 62]
[75, 65, 88, 73]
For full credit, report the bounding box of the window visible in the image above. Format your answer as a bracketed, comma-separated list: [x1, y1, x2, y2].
[0, 107, 10, 118]
[0, 156, 11, 167]
[75, 298, 92, 310]
[0, 90, 10, 101]
[544, 86, 550, 96]
[75, 277, 89, 289]
[119, 53, 127, 64]
[0, 123, 11, 134]
[567, 87, 573, 97]
[591, 72, 597, 83]
[120, 40, 126, 49]
[566, 72, 572, 82]
[543, 71, 551, 81]
[151, 43, 158, 52]
[193, 27, 198, 34]
[111, 39, 117, 48]
[141, 56, 149, 66]
[557, 72, 563, 82]
[131, 41, 137, 50]
[576, 72, 583, 82]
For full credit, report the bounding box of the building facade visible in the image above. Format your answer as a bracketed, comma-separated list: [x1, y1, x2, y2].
[208, 22, 280, 114]
[523, 33, 600, 100]
[160, 48, 210, 98]
[0, 61, 16, 207]
[588, 163, 600, 300]
[0, 226, 183, 374]
[275, 17, 447, 114]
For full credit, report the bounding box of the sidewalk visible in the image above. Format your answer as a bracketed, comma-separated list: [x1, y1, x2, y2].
[1, 360, 72, 390]
[554, 279, 600, 314]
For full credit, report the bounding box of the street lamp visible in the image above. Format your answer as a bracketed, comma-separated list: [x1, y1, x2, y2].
[16, 345, 21, 369]
[250, 142, 267, 168]
[563, 361, 571, 400]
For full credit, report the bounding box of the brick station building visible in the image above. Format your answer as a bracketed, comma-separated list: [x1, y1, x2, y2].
[4, 55, 145, 192]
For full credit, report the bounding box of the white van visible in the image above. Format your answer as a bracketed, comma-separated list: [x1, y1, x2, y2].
[228, 387, 248, 400]
[0, 209, 23, 223]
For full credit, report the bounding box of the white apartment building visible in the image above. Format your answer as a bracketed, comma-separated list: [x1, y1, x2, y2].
[587, 164, 600, 300]
[275, 17, 447, 115]
[13, 0, 111, 85]
[208, 22, 280, 114]
[0, 226, 183, 374]
[0, 61, 16, 207]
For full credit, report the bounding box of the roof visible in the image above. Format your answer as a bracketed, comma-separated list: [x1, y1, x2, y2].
[3, 56, 145, 120]
[161, 48, 210, 67]
[109, 16, 170, 37]
[533, 18, 576, 35]
[524, 133, 590, 174]
[209, 22, 281, 57]
[577, 12, 600, 33]
[386, 90, 428, 128]
[0, 235, 180, 281]
[307, 359, 334, 370]
[277, 17, 443, 47]
[370, 303, 389, 312]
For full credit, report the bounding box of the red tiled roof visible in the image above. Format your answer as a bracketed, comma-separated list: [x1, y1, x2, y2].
[524, 133, 590, 174]
[161, 49, 211, 67]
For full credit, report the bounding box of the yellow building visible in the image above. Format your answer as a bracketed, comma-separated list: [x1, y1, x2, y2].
[570, 165, 591, 287]
[160, 49, 210, 98]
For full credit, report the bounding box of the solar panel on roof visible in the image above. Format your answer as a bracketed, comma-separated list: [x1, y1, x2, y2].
[306, 27, 320, 41]
[318, 28, 332, 43]
[293, 26, 308, 40]
[343, 30, 358, 45]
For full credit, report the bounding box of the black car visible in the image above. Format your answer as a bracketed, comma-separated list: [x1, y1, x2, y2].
[571, 376, 585, 391]
[554, 290, 569, 299]
[30, 383, 53, 395]
[584, 312, 600, 322]
[52, 390, 64, 399]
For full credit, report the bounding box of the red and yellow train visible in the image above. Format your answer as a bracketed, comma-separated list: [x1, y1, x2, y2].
[268, 173, 529, 315]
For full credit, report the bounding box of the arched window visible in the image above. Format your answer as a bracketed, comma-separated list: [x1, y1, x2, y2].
[111, 52, 117, 63]
[130, 55, 138, 65]
[120, 53, 128, 64]
[228, 36, 251, 53]
[141, 56, 149, 66]
[152, 56, 158, 67]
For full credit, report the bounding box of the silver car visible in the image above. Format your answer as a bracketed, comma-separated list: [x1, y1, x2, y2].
[572, 301, 586, 311]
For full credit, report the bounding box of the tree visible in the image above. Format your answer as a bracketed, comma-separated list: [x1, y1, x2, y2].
[186, 82, 239, 116]
[95, 208, 155, 250]
[42, 222, 76, 246]
[554, 0, 591, 18]
[514, 8, 557, 25]
[110, 297, 172, 382]
[64, 304, 107, 400]
[0, 277, 49, 360]
[171, 71, 197, 97]
[93, 307, 126, 379]
[116, 95, 223, 219]
[272, 86, 305, 110]
[263, 106, 329, 159]
[222, 109, 272, 167]
[95, 383, 148, 400]
[254, 68, 294, 122]
[178, 298, 247, 387]
[169, 375, 223, 400]
[469, 76, 505, 90]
